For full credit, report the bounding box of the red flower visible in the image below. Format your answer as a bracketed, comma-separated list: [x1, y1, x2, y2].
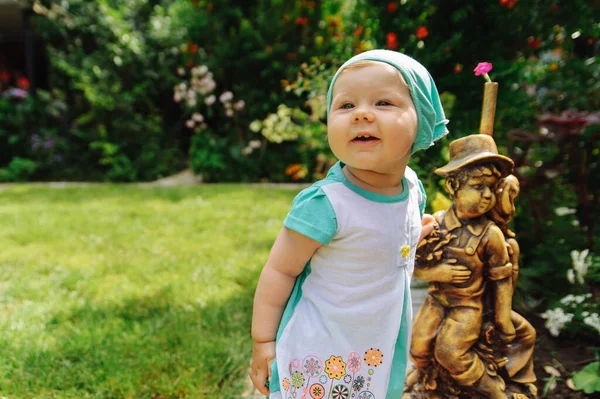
[386, 32, 398, 50]
[17, 76, 30, 90]
[527, 36, 541, 49]
[188, 43, 199, 54]
[0, 70, 9, 84]
[295, 16, 308, 26]
[354, 25, 364, 37]
[454, 64, 463, 73]
[286, 53, 297, 60]
[499, 0, 517, 8]
[416, 26, 429, 40]
[206, 2, 213, 11]
[387, 2, 397, 13]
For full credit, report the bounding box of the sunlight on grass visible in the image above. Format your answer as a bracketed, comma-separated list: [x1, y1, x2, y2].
[0, 184, 300, 398]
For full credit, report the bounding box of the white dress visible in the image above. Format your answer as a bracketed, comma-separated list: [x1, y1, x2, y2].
[269, 161, 424, 399]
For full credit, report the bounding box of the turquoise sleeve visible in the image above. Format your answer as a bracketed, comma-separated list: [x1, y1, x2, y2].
[283, 185, 338, 245]
[418, 179, 427, 217]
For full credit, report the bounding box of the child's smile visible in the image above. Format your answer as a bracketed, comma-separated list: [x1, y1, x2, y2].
[327, 62, 418, 180]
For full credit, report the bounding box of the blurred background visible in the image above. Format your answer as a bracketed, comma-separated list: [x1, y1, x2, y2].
[0, 0, 599, 397]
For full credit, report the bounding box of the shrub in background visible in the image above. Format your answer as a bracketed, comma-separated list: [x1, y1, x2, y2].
[6, 0, 188, 182]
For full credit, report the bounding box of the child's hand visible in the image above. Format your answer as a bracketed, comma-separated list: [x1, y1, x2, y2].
[249, 340, 275, 396]
[419, 214, 438, 242]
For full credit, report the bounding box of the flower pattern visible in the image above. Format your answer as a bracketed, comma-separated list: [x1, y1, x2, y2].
[310, 383, 325, 399]
[325, 356, 347, 380]
[401, 245, 411, 258]
[364, 348, 384, 367]
[303, 355, 322, 377]
[292, 371, 305, 388]
[280, 349, 383, 398]
[358, 391, 375, 399]
[332, 384, 350, 399]
[347, 352, 362, 373]
[353, 375, 365, 392]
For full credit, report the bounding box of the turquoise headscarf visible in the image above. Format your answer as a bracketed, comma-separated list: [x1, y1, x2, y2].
[326, 49, 449, 154]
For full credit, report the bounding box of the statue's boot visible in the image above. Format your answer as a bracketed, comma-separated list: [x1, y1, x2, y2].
[472, 373, 507, 399]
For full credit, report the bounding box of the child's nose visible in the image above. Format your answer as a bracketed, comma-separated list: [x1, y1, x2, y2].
[352, 107, 375, 123]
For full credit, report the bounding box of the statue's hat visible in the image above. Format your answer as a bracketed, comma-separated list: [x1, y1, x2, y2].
[434, 134, 514, 177]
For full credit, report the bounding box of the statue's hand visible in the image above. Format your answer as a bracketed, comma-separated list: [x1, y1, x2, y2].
[435, 262, 472, 284]
[496, 326, 516, 344]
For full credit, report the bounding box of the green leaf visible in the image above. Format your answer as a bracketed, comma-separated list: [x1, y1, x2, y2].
[572, 362, 600, 394]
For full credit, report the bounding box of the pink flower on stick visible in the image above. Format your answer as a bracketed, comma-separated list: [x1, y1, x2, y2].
[474, 62, 493, 83]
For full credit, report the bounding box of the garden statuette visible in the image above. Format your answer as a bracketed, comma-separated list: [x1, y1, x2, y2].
[402, 134, 538, 399]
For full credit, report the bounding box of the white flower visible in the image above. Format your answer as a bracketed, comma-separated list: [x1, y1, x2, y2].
[242, 147, 253, 155]
[173, 91, 182, 103]
[219, 91, 233, 103]
[555, 207, 576, 216]
[540, 307, 574, 337]
[233, 100, 245, 111]
[249, 120, 262, 133]
[583, 313, 600, 334]
[192, 113, 204, 122]
[249, 140, 261, 149]
[566, 269, 575, 284]
[192, 65, 208, 76]
[185, 119, 195, 128]
[177, 67, 185, 76]
[571, 249, 591, 284]
[178, 82, 187, 91]
[225, 108, 234, 117]
[204, 95, 216, 106]
[560, 294, 576, 305]
[187, 97, 197, 107]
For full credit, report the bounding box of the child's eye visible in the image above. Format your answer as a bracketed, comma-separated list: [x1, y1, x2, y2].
[376, 100, 391, 106]
[340, 102, 354, 109]
[472, 185, 482, 190]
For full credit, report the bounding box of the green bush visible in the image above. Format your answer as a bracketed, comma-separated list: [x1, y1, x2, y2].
[19, 0, 187, 181]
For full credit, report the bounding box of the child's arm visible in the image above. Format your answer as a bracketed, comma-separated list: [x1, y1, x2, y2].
[249, 226, 322, 395]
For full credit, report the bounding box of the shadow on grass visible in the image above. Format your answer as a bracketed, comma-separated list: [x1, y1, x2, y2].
[3, 269, 261, 399]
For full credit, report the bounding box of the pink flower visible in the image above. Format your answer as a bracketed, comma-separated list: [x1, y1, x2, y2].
[474, 62, 493, 83]
[474, 62, 493, 76]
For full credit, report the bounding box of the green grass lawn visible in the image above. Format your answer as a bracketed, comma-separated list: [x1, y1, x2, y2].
[0, 184, 299, 398]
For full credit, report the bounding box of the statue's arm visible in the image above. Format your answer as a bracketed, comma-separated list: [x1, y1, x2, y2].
[486, 225, 516, 342]
[414, 261, 471, 283]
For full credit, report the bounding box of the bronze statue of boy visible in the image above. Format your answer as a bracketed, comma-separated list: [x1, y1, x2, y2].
[404, 134, 536, 399]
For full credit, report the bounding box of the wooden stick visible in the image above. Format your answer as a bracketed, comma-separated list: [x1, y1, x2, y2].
[479, 82, 498, 136]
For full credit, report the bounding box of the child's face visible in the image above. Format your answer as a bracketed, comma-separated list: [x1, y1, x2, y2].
[453, 172, 499, 219]
[327, 62, 417, 174]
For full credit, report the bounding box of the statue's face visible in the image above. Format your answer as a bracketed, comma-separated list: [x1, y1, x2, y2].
[454, 173, 499, 219]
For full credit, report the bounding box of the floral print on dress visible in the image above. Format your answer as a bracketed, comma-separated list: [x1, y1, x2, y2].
[303, 355, 322, 377]
[363, 348, 383, 367]
[279, 349, 381, 399]
[309, 383, 325, 399]
[325, 356, 346, 380]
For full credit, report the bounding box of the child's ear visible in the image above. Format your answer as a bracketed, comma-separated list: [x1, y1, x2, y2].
[444, 177, 458, 198]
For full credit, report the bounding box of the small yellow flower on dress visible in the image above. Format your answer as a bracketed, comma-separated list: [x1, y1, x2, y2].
[401, 245, 411, 258]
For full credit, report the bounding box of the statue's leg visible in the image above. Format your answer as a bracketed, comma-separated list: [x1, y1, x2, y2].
[506, 310, 537, 385]
[433, 306, 484, 386]
[434, 306, 508, 398]
[409, 294, 445, 370]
